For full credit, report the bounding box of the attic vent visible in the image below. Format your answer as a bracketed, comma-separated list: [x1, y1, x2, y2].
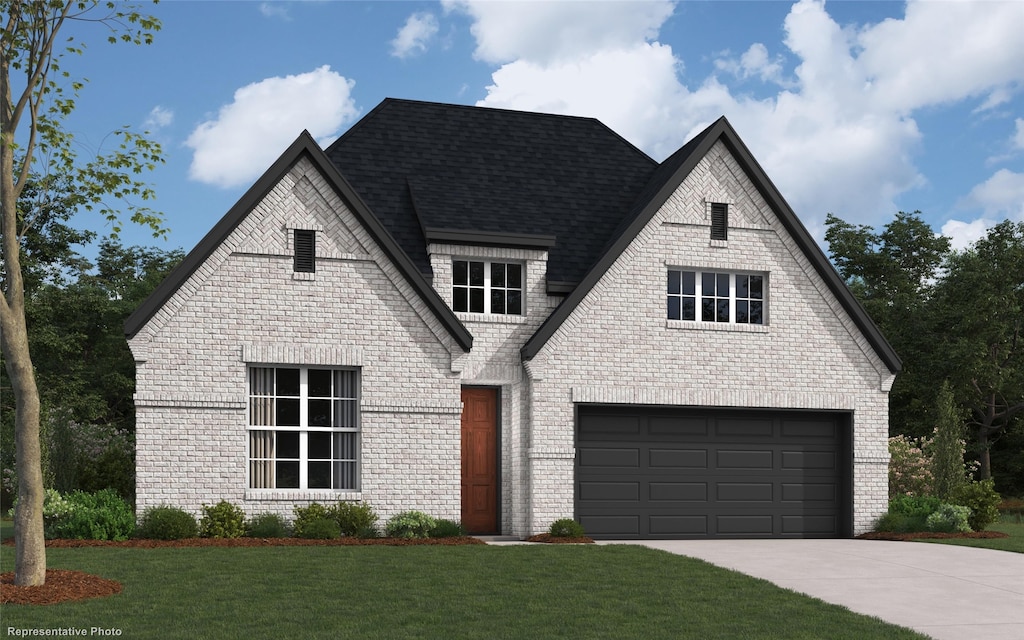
[294, 229, 316, 273]
[710, 203, 728, 241]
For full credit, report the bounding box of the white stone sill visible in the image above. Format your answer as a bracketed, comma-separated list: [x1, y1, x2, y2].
[244, 490, 362, 502]
[456, 312, 529, 325]
[665, 320, 769, 334]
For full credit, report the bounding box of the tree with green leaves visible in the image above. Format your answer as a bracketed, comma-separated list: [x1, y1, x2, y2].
[931, 220, 1024, 480]
[824, 211, 951, 437]
[928, 381, 969, 500]
[1, 0, 162, 586]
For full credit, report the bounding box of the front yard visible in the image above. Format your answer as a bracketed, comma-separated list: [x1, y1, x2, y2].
[1, 544, 927, 639]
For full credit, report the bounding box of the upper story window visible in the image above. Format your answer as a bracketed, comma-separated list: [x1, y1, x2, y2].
[453, 260, 523, 315]
[294, 229, 316, 273]
[667, 269, 765, 324]
[248, 366, 359, 490]
[710, 203, 728, 240]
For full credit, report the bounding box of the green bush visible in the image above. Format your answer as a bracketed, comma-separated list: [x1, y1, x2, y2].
[952, 480, 1001, 531]
[926, 503, 972, 533]
[385, 511, 437, 539]
[334, 501, 379, 537]
[44, 489, 134, 541]
[199, 500, 247, 538]
[429, 518, 466, 538]
[293, 503, 333, 538]
[888, 495, 942, 519]
[549, 518, 586, 538]
[246, 512, 291, 538]
[874, 512, 928, 533]
[136, 505, 199, 540]
[296, 517, 340, 540]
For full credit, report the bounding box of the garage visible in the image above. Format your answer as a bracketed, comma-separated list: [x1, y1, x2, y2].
[575, 405, 852, 539]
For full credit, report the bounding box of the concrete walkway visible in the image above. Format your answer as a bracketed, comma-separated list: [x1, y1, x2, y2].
[597, 539, 1024, 640]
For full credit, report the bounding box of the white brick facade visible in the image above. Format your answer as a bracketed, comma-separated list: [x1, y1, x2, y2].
[131, 137, 893, 537]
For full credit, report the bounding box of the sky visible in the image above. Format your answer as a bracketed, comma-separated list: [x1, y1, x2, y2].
[46, 0, 1024, 260]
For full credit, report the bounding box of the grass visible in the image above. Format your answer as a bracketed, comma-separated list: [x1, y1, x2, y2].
[0, 545, 927, 640]
[921, 519, 1024, 554]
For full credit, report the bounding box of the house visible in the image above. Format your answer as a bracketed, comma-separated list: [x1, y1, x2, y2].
[126, 98, 899, 539]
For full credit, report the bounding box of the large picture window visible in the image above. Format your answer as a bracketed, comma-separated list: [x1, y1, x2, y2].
[248, 367, 359, 490]
[667, 269, 765, 324]
[452, 260, 523, 315]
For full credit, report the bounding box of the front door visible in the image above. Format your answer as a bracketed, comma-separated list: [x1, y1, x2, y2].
[461, 387, 498, 534]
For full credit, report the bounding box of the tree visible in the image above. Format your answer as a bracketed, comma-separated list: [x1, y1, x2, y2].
[825, 212, 951, 437]
[931, 221, 1024, 480]
[1, 0, 161, 586]
[928, 381, 969, 500]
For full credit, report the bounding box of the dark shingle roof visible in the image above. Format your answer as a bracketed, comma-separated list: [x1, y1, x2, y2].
[325, 98, 657, 284]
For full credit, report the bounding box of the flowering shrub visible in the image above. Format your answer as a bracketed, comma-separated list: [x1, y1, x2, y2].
[926, 504, 972, 533]
[888, 435, 934, 499]
[385, 511, 437, 539]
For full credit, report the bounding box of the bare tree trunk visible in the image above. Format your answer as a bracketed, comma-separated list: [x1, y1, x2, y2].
[0, 310, 46, 586]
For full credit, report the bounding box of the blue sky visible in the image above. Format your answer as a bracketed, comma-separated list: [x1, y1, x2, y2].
[53, 0, 1024, 258]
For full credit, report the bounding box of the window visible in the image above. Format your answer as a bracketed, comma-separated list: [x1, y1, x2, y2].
[294, 229, 316, 273]
[667, 270, 764, 324]
[248, 367, 358, 490]
[452, 260, 523, 315]
[710, 203, 728, 241]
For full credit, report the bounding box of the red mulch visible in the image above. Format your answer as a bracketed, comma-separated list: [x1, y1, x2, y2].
[856, 530, 1010, 541]
[0, 535, 485, 606]
[525, 533, 594, 544]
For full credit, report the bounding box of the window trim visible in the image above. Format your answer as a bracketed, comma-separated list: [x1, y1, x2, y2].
[247, 366, 360, 491]
[667, 268, 767, 325]
[452, 259, 524, 315]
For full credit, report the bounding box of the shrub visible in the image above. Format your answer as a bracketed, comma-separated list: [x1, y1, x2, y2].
[549, 518, 586, 538]
[334, 502, 379, 537]
[875, 512, 928, 533]
[952, 480, 1001, 531]
[926, 503, 972, 533]
[44, 489, 134, 541]
[385, 511, 437, 539]
[296, 517, 340, 540]
[888, 495, 942, 519]
[136, 505, 199, 540]
[888, 435, 933, 499]
[429, 519, 466, 538]
[246, 512, 291, 538]
[926, 383, 970, 500]
[199, 500, 247, 538]
[292, 503, 333, 538]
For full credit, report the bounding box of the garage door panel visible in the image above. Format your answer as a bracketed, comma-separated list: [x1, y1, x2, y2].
[649, 482, 708, 502]
[577, 407, 849, 539]
[715, 419, 774, 438]
[649, 449, 707, 468]
[579, 481, 639, 501]
[716, 449, 773, 469]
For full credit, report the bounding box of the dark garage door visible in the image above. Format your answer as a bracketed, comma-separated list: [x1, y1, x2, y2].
[576, 406, 851, 539]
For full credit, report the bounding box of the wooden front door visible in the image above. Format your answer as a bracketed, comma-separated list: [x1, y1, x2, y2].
[461, 387, 498, 534]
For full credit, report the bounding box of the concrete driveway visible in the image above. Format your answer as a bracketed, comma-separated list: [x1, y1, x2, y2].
[597, 539, 1024, 640]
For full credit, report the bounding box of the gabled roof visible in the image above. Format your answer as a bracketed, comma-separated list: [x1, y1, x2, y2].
[521, 117, 902, 374]
[325, 98, 658, 285]
[124, 131, 473, 352]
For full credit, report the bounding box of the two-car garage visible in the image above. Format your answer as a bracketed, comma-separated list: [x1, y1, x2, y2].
[575, 405, 852, 539]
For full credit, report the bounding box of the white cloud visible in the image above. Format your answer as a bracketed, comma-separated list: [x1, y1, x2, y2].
[940, 218, 994, 252]
[958, 169, 1024, 220]
[144, 106, 173, 130]
[391, 12, 439, 59]
[259, 2, 290, 20]
[451, 0, 1024, 239]
[186, 66, 358, 188]
[443, 0, 674, 65]
[1014, 119, 1024, 151]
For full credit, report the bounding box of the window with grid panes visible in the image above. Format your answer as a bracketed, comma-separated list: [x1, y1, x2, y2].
[667, 269, 764, 324]
[452, 260, 523, 315]
[248, 367, 359, 490]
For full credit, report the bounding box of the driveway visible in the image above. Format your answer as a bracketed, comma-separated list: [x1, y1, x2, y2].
[597, 539, 1024, 640]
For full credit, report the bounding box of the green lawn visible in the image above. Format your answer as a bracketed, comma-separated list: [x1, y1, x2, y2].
[1, 545, 926, 640]
[921, 520, 1024, 554]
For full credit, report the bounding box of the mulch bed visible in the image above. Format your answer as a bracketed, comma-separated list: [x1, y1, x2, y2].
[856, 530, 1010, 541]
[525, 533, 594, 544]
[0, 535, 485, 606]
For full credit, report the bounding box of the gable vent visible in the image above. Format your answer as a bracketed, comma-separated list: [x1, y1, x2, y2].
[294, 229, 316, 273]
[710, 203, 728, 241]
